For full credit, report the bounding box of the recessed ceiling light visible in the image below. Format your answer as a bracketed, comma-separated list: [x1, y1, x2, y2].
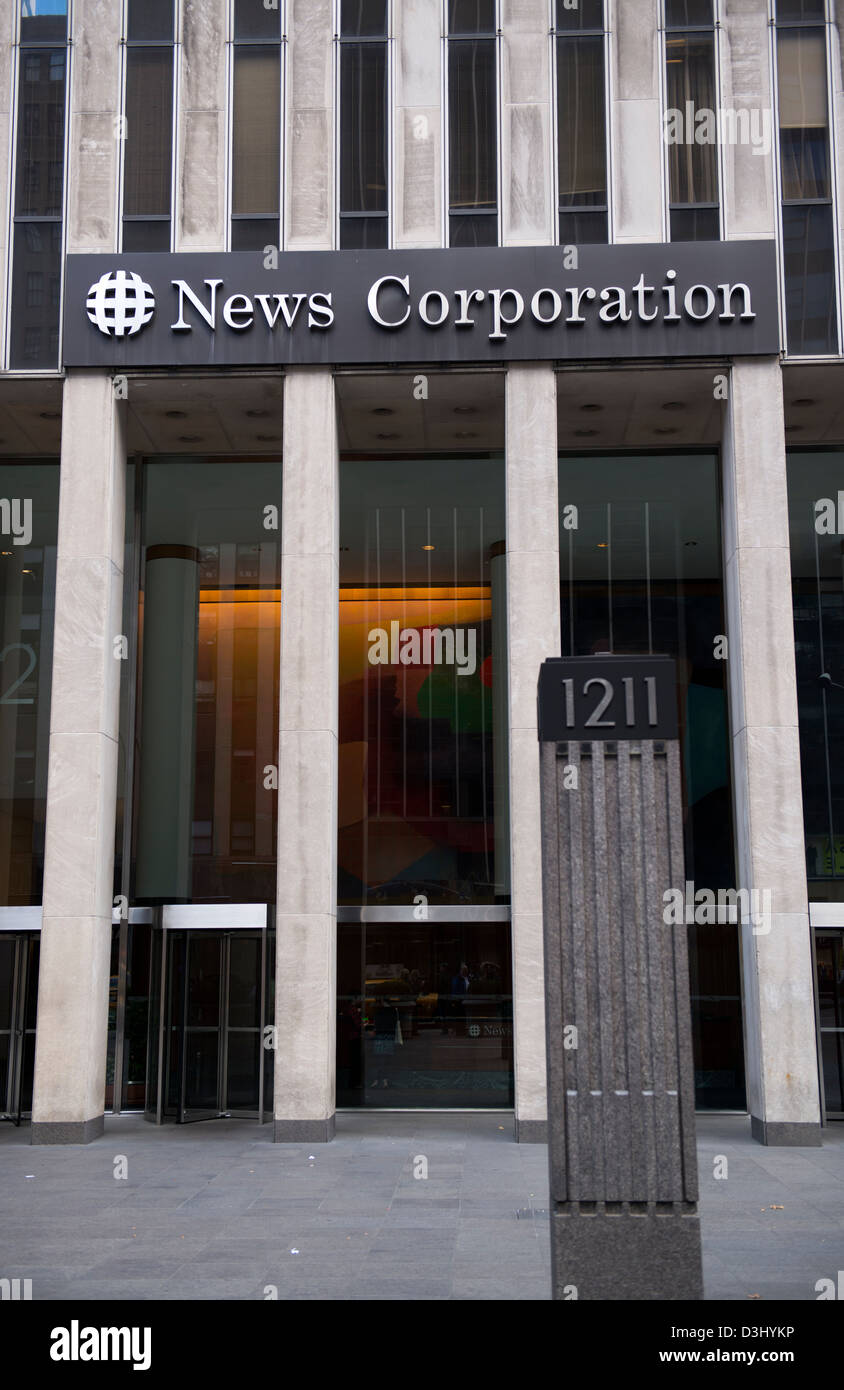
[596, 542, 608, 549]
[454, 430, 478, 439]
[255, 433, 281, 442]
[375, 431, 400, 440]
[39, 410, 60, 420]
[178, 434, 203, 443]
[579, 403, 602, 413]
[453, 405, 478, 415]
[371, 407, 394, 416]
[661, 401, 685, 412]
[684, 540, 698, 547]
[654, 426, 678, 435]
[573, 428, 598, 437]
[792, 398, 816, 407]
[245, 408, 270, 418]
[1, 550, 12, 556]
[422, 544, 435, 551]
[165, 409, 187, 419]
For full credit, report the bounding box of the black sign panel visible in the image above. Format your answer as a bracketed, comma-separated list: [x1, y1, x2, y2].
[62, 241, 779, 369]
[537, 655, 679, 742]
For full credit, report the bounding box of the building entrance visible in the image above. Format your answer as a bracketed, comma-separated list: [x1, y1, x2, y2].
[816, 930, 844, 1120]
[0, 933, 38, 1123]
[144, 927, 273, 1124]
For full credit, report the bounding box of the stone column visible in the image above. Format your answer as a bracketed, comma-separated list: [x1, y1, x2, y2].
[394, 0, 443, 248]
[720, 0, 777, 242]
[506, 364, 560, 1141]
[68, 0, 123, 254]
[274, 367, 339, 1142]
[177, 0, 227, 251]
[285, 0, 333, 250]
[501, 0, 553, 246]
[30, 372, 127, 1143]
[722, 359, 822, 1145]
[611, 0, 664, 242]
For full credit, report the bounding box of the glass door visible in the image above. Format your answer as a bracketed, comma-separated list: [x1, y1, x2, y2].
[816, 930, 844, 1119]
[0, 933, 38, 1124]
[145, 926, 268, 1123]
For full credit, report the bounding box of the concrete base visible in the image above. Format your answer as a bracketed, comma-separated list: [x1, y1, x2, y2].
[514, 1117, 547, 1143]
[274, 1116, 335, 1144]
[30, 1116, 104, 1146]
[751, 1116, 823, 1147]
[550, 1206, 703, 1301]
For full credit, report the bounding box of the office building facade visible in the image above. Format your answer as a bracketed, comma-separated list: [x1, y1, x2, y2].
[0, 0, 841, 1147]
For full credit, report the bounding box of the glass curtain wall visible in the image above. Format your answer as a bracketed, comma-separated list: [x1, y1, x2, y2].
[339, 0, 389, 249]
[0, 460, 59, 905]
[231, 0, 282, 251]
[10, 1, 68, 369]
[122, 0, 175, 252]
[131, 459, 282, 905]
[787, 449, 844, 897]
[336, 372, 512, 1108]
[448, 0, 498, 247]
[558, 451, 745, 1109]
[554, 0, 608, 245]
[664, 0, 720, 242]
[775, 0, 838, 354]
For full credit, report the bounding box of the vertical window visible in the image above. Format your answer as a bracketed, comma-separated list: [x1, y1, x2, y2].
[447, 0, 497, 247]
[121, 0, 175, 252]
[231, 0, 282, 252]
[554, 0, 607, 245]
[338, 0, 389, 249]
[9, 1, 68, 370]
[664, 0, 720, 241]
[775, 0, 838, 354]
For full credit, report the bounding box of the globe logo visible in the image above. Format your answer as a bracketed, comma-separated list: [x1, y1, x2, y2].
[86, 269, 155, 338]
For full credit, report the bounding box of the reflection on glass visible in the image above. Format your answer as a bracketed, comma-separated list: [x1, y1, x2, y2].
[449, 39, 496, 221]
[815, 933, 844, 1115]
[788, 452, 844, 894]
[339, 456, 507, 907]
[0, 462, 58, 904]
[337, 922, 513, 1107]
[232, 48, 281, 219]
[133, 461, 281, 904]
[558, 452, 744, 1109]
[666, 34, 718, 212]
[557, 35, 606, 228]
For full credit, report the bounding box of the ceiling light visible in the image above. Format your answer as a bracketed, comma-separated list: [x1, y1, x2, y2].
[792, 398, 816, 408]
[579, 403, 602, 413]
[39, 410, 60, 420]
[255, 433, 281, 442]
[454, 430, 478, 439]
[164, 409, 187, 419]
[573, 428, 598, 437]
[245, 408, 270, 418]
[371, 407, 394, 416]
[178, 434, 203, 443]
[654, 427, 678, 435]
[453, 405, 478, 415]
[661, 401, 685, 412]
[375, 431, 400, 440]
[422, 544, 435, 551]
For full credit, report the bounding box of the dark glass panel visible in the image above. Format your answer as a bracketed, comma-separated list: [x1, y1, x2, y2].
[122, 218, 170, 251]
[448, 40, 497, 215]
[670, 205, 720, 241]
[777, 29, 830, 200]
[557, 453, 743, 1109]
[665, 0, 713, 26]
[555, 0, 604, 31]
[777, 0, 825, 21]
[9, 221, 61, 369]
[339, 214, 388, 249]
[231, 216, 280, 252]
[0, 461, 59, 901]
[559, 209, 607, 244]
[15, 48, 65, 217]
[234, 0, 281, 40]
[341, 0, 388, 36]
[449, 0, 496, 33]
[449, 211, 497, 246]
[20, 0, 67, 43]
[788, 453, 844, 894]
[665, 34, 718, 206]
[232, 47, 281, 216]
[782, 204, 837, 355]
[557, 37, 605, 209]
[340, 43, 387, 214]
[338, 453, 506, 907]
[337, 921, 514, 1108]
[133, 462, 281, 905]
[123, 47, 173, 217]
[127, 0, 174, 42]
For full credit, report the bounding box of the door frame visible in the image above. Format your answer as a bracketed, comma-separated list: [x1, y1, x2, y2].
[0, 930, 39, 1124]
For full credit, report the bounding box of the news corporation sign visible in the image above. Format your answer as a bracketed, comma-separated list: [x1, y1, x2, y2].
[62, 242, 780, 369]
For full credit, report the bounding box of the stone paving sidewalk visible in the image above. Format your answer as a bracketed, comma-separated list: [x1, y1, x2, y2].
[0, 1112, 841, 1300]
